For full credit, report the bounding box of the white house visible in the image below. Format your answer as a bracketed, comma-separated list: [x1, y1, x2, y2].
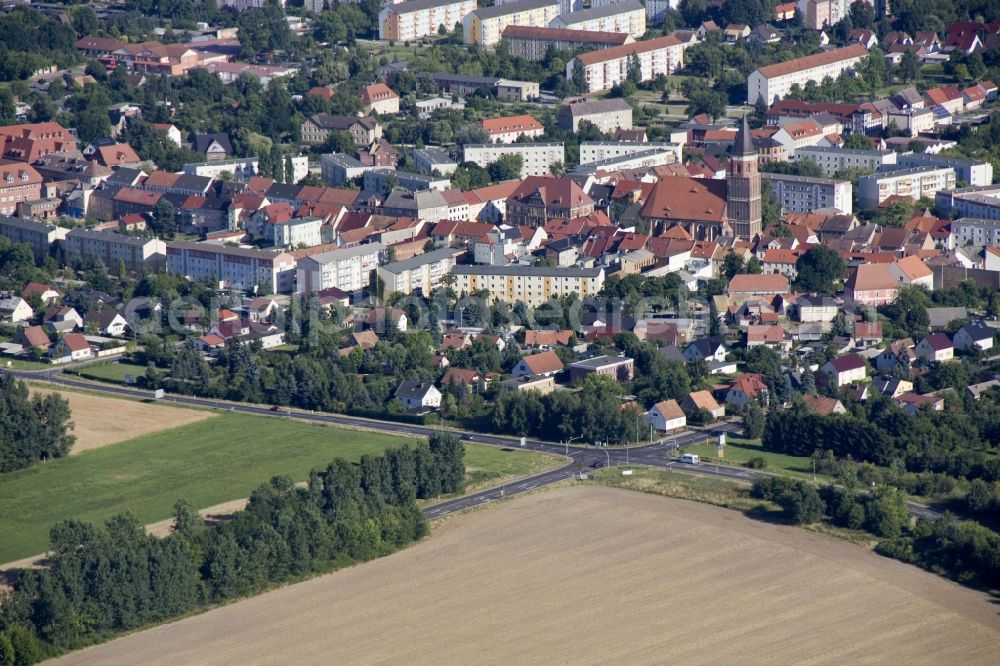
[51, 333, 92, 362]
[915, 332, 954, 363]
[394, 380, 442, 411]
[645, 399, 687, 432]
[682, 337, 726, 363]
[511, 350, 565, 378]
[819, 353, 867, 387]
[84, 310, 129, 337]
[952, 322, 994, 352]
[0, 296, 33, 324]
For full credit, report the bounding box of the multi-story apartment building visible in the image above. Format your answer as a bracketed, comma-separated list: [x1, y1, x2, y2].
[413, 148, 458, 176]
[0, 214, 67, 261]
[377, 247, 464, 296]
[482, 115, 545, 144]
[857, 166, 956, 209]
[579, 141, 682, 165]
[549, 0, 646, 39]
[952, 217, 1000, 246]
[462, 143, 565, 177]
[500, 25, 632, 62]
[451, 265, 605, 306]
[747, 44, 868, 105]
[181, 157, 261, 182]
[270, 216, 323, 249]
[363, 168, 451, 193]
[0, 160, 43, 215]
[795, 145, 897, 177]
[166, 241, 297, 293]
[568, 34, 685, 93]
[63, 229, 167, 275]
[74, 36, 205, 77]
[558, 98, 633, 133]
[897, 153, 993, 187]
[464, 0, 559, 48]
[937, 186, 1000, 222]
[760, 172, 853, 214]
[380, 0, 477, 41]
[295, 243, 383, 294]
[569, 148, 679, 176]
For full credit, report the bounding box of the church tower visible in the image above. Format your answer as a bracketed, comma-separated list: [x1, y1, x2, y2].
[726, 115, 762, 239]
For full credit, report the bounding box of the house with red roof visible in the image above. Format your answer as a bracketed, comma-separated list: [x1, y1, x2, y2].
[50, 333, 92, 363]
[720, 372, 768, 408]
[360, 83, 399, 116]
[481, 115, 544, 144]
[512, 350, 565, 378]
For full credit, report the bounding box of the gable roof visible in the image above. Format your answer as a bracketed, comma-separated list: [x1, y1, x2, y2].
[755, 44, 867, 79]
[921, 332, 952, 351]
[826, 353, 865, 373]
[520, 350, 565, 375]
[686, 390, 721, 413]
[481, 114, 543, 136]
[651, 399, 685, 420]
[728, 273, 789, 294]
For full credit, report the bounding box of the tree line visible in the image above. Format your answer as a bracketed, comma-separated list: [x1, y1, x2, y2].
[0, 374, 75, 474]
[762, 395, 1000, 483]
[0, 435, 464, 664]
[751, 475, 1000, 590]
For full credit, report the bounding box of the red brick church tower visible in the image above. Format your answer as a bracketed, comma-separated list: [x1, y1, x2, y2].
[726, 115, 762, 239]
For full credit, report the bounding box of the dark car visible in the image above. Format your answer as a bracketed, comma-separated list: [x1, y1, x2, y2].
[590, 461, 604, 469]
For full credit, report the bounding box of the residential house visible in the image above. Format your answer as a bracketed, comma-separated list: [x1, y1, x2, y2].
[0, 295, 32, 323]
[21, 282, 60, 304]
[15, 324, 50, 350]
[360, 83, 400, 116]
[722, 372, 768, 407]
[875, 338, 916, 372]
[50, 332, 92, 362]
[846, 263, 899, 307]
[482, 115, 545, 144]
[511, 350, 565, 377]
[746, 325, 786, 350]
[645, 399, 687, 432]
[83, 310, 129, 337]
[800, 394, 847, 416]
[819, 353, 867, 387]
[192, 133, 233, 162]
[682, 390, 725, 419]
[871, 375, 914, 399]
[915, 332, 954, 363]
[895, 392, 945, 414]
[953, 321, 994, 351]
[683, 336, 726, 363]
[394, 380, 442, 411]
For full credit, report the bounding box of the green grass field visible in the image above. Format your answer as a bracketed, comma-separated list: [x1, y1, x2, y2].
[1, 358, 52, 370]
[681, 437, 830, 482]
[69, 361, 148, 383]
[0, 414, 556, 563]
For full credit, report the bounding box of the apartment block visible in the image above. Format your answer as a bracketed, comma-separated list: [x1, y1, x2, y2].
[795, 145, 897, 176]
[549, 0, 646, 39]
[760, 172, 853, 214]
[558, 98, 633, 133]
[377, 247, 464, 296]
[747, 44, 868, 105]
[569, 148, 679, 176]
[167, 241, 297, 293]
[952, 217, 1000, 246]
[0, 161, 43, 215]
[937, 186, 1000, 222]
[451, 264, 605, 307]
[568, 34, 685, 93]
[462, 143, 565, 177]
[363, 168, 451, 193]
[500, 25, 632, 62]
[379, 0, 477, 41]
[271, 216, 323, 249]
[63, 229, 167, 275]
[296, 243, 383, 294]
[579, 141, 682, 165]
[0, 214, 68, 261]
[464, 0, 559, 48]
[181, 157, 261, 182]
[857, 166, 956, 209]
[897, 153, 993, 187]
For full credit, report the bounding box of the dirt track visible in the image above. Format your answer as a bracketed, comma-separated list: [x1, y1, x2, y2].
[55, 486, 1000, 665]
[31, 388, 213, 454]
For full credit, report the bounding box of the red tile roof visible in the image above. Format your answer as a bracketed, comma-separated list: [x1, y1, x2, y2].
[756, 44, 867, 79]
[481, 114, 543, 136]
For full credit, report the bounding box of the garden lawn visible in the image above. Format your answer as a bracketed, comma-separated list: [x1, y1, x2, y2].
[0, 413, 552, 563]
[682, 437, 832, 482]
[70, 361, 148, 383]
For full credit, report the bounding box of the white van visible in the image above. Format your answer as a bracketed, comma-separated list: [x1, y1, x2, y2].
[679, 453, 700, 464]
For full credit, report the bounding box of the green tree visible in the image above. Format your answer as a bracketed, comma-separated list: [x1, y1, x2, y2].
[743, 397, 765, 439]
[795, 246, 846, 294]
[842, 133, 872, 150]
[487, 154, 523, 181]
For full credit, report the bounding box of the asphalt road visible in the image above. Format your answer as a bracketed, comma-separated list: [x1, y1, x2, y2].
[10, 368, 942, 522]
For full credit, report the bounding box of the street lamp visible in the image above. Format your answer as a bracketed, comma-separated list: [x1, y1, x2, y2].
[564, 435, 581, 457]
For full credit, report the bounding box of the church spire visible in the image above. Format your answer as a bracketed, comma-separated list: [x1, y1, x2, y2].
[734, 114, 754, 158]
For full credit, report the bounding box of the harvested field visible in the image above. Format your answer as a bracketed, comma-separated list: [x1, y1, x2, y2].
[31, 387, 213, 454]
[56, 486, 1000, 665]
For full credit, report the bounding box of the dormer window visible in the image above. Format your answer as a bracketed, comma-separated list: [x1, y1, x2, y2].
[4, 174, 12, 184]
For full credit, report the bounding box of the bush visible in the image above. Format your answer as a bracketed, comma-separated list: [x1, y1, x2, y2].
[745, 456, 768, 469]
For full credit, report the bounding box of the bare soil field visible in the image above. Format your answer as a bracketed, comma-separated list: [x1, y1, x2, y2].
[31, 388, 214, 454]
[55, 486, 1000, 665]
